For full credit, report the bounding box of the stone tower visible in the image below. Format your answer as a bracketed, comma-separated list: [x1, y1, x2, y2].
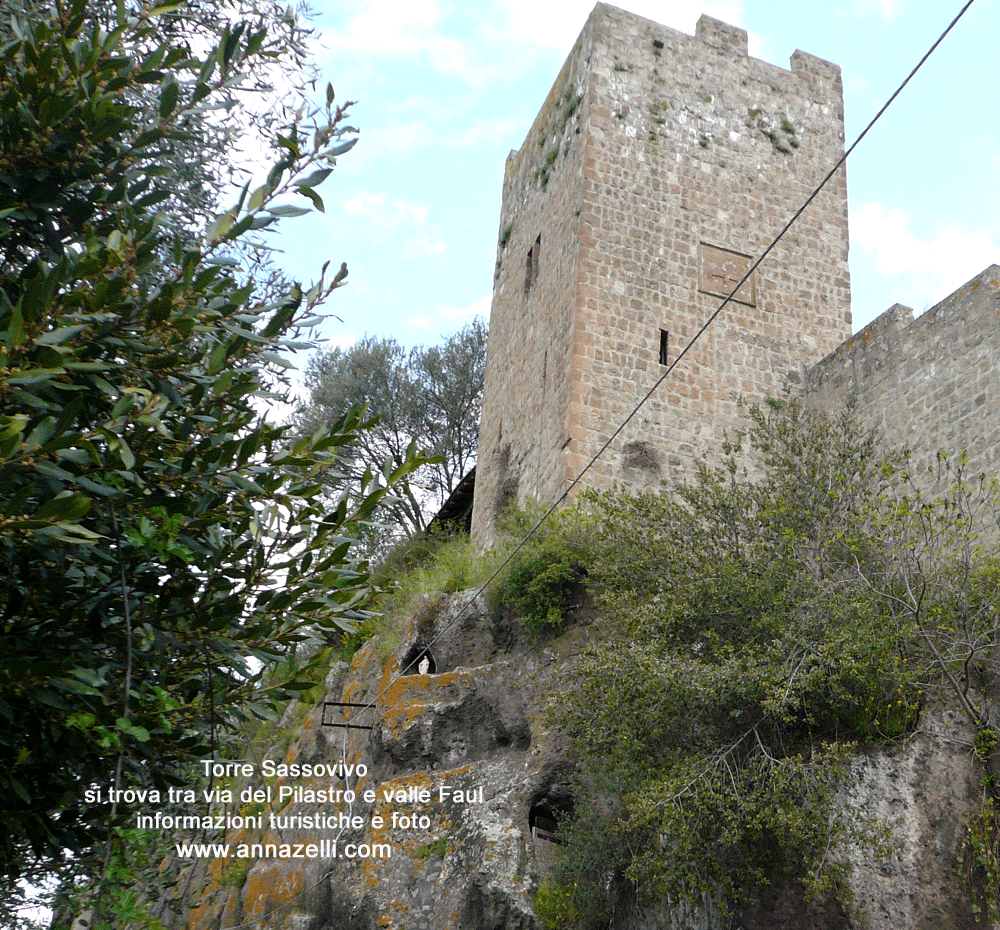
[471, 4, 852, 541]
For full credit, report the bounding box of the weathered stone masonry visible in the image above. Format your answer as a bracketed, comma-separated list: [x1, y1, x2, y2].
[472, 4, 852, 541]
[805, 266, 1000, 481]
[472, 3, 1000, 544]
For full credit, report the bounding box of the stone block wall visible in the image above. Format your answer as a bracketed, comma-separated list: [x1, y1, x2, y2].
[471, 15, 597, 540]
[805, 265, 1000, 481]
[472, 3, 852, 541]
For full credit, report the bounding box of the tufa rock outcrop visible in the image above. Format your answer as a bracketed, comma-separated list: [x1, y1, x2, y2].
[141, 590, 996, 930]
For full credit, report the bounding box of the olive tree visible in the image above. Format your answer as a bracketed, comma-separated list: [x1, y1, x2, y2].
[295, 317, 487, 540]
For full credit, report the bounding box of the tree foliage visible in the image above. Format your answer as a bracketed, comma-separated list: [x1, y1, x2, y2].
[487, 503, 596, 636]
[549, 400, 1000, 922]
[295, 318, 487, 539]
[0, 0, 326, 245]
[0, 0, 421, 895]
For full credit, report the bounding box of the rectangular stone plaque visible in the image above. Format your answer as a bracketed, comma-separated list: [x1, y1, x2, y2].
[699, 243, 756, 306]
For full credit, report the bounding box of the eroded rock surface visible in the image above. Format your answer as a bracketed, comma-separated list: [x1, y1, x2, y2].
[146, 593, 996, 930]
[148, 593, 562, 930]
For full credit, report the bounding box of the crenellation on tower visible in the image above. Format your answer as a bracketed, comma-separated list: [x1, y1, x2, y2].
[805, 267, 1000, 481]
[789, 49, 845, 89]
[472, 3, 853, 542]
[694, 13, 748, 55]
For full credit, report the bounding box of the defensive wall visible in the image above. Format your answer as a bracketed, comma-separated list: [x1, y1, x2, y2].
[805, 265, 1000, 481]
[472, 3, 852, 542]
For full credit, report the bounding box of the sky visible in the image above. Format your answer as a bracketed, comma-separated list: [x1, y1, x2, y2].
[268, 0, 999, 376]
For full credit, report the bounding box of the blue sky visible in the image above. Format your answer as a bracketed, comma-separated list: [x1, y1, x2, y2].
[271, 0, 999, 368]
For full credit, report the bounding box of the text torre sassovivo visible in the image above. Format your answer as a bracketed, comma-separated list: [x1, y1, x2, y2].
[201, 758, 366, 780]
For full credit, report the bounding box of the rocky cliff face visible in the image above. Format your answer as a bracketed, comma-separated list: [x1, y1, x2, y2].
[145, 592, 996, 930]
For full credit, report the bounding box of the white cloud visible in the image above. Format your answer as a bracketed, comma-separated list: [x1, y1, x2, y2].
[317, 330, 361, 351]
[323, 0, 442, 57]
[322, 0, 752, 87]
[852, 0, 904, 21]
[361, 120, 435, 156]
[344, 191, 430, 232]
[318, 0, 497, 87]
[444, 117, 525, 148]
[361, 115, 524, 157]
[343, 191, 446, 259]
[405, 236, 447, 259]
[852, 201, 1000, 311]
[407, 295, 491, 333]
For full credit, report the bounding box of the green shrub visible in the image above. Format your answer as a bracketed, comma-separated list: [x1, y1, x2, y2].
[552, 402, 929, 916]
[488, 503, 596, 636]
[363, 531, 501, 660]
[372, 532, 443, 587]
[539, 783, 636, 930]
[962, 727, 1000, 923]
[414, 837, 448, 860]
[535, 878, 580, 930]
[220, 856, 253, 889]
[962, 796, 1000, 924]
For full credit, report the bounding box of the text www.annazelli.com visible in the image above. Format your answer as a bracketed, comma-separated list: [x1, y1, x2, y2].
[174, 840, 391, 859]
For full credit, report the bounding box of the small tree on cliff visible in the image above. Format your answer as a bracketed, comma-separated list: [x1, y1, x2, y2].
[0, 0, 424, 900]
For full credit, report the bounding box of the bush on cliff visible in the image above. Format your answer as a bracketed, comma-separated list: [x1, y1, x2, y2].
[550, 399, 1000, 922]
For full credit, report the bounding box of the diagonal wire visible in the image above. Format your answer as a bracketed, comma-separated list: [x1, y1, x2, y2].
[343, 0, 978, 742]
[213, 3, 979, 925]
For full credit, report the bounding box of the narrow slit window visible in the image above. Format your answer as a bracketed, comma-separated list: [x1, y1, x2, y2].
[525, 234, 541, 294]
[659, 328, 669, 366]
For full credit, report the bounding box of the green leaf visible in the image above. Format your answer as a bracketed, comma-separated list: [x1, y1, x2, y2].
[5, 306, 25, 348]
[0, 414, 29, 440]
[276, 134, 301, 158]
[33, 522, 102, 543]
[297, 186, 324, 212]
[149, 2, 185, 14]
[267, 204, 310, 218]
[294, 168, 332, 189]
[132, 129, 163, 149]
[75, 476, 118, 497]
[278, 680, 318, 692]
[115, 437, 136, 470]
[247, 184, 268, 213]
[159, 76, 179, 119]
[33, 491, 90, 522]
[261, 351, 294, 369]
[36, 325, 87, 345]
[8, 368, 62, 385]
[205, 210, 235, 241]
[7, 776, 30, 804]
[207, 341, 227, 375]
[31, 460, 76, 481]
[231, 474, 265, 494]
[328, 138, 358, 158]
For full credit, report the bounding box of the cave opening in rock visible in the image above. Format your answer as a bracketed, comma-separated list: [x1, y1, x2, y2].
[529, 802, 568, 846]
[402, 644, 436, 675]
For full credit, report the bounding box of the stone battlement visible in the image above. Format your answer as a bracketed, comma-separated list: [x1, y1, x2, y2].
[805, 265, 1000, 479]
